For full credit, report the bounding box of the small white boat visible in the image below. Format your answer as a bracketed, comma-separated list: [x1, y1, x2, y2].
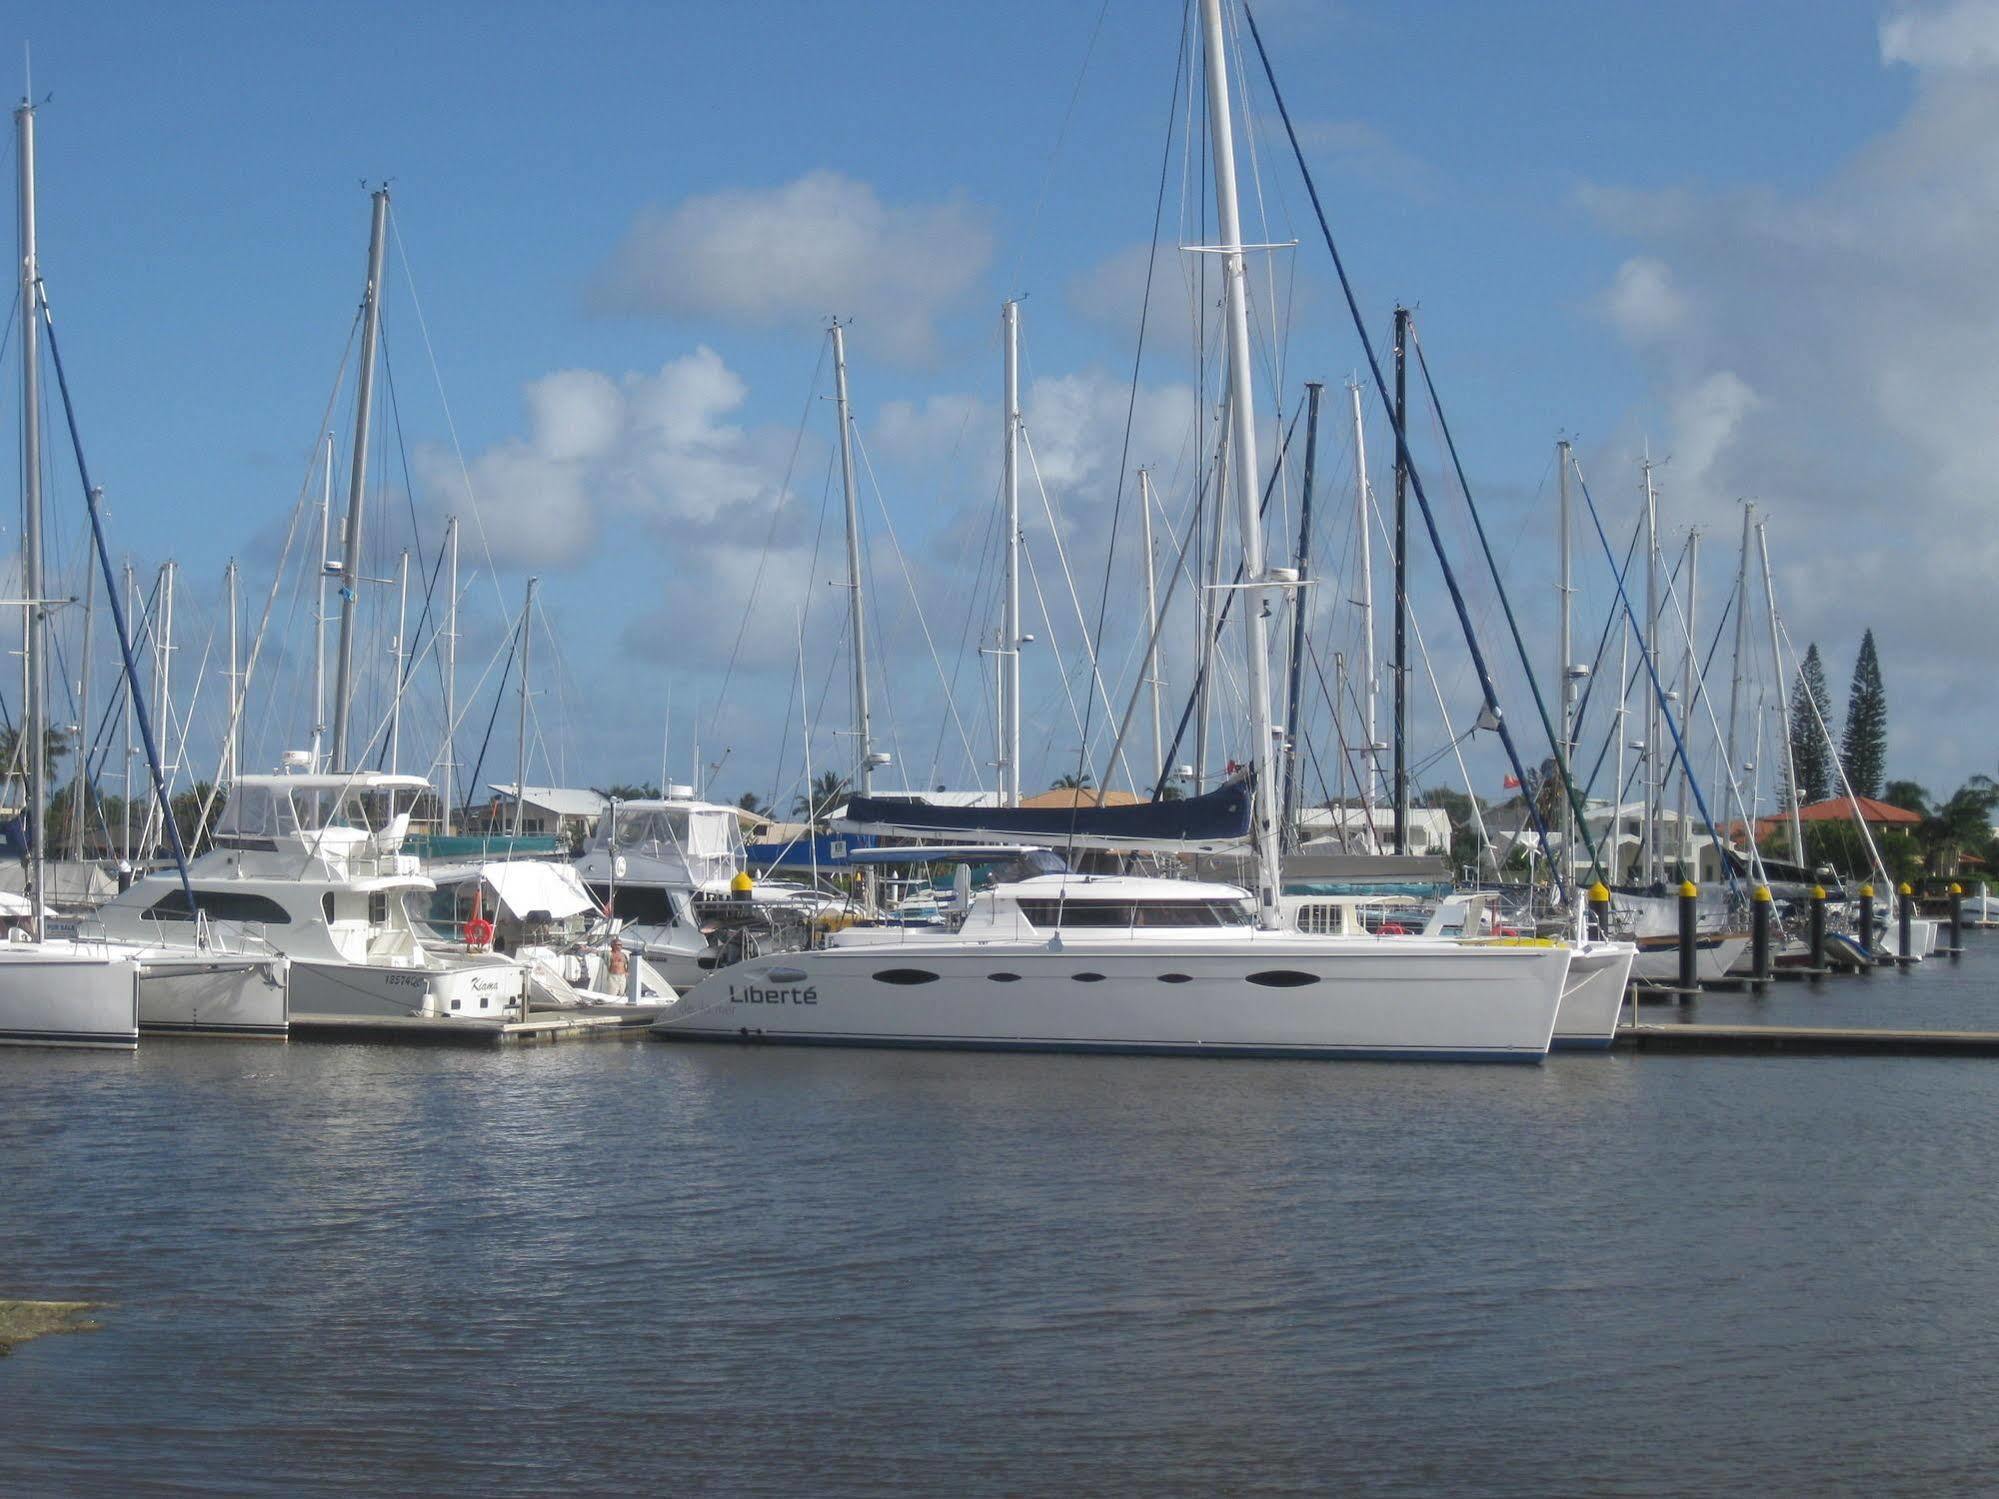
[0, 941, 140, 1050]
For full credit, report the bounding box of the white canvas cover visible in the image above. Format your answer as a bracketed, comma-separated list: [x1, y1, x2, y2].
[479, 861, 597, 922]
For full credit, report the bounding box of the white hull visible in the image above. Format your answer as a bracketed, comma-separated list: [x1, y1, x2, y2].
[1631, 934, 1750, 986]
[136, 958, 290, 1038]
[1552, 943, 1637, 1050]
[653, 935, 1569, 1061]
[0, 950, 141, 1050]
[289, 956, 525, 1021]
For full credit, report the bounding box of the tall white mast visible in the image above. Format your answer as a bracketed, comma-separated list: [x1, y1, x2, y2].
[121, 561, 134, 864]
[1757, 521, 1805, 864]
[1199, 0, 1282, 927]
[1556, 439, 1575, 884]
[1612, 613, 1630, 883]
[150, 561, 176, 858]
[1724, 501, 1753, 812]
[1353, 378, 1377, 842]
[442, 515, 458, 834]
[310, 432, 333, 769]
[1675, 528, 1699, 878]
[388, 549, 409, 775]
[17, 95, 46, 934]
[331, 186, 389, 773]
[224, 557, 239, 783]
[70, 527, 95, 862]
[1139, 467, 1164, 788]
[513, 576, 536, 839]
[829, 321, 873, 797]
[1642, 454, 1661, 885]
[1000, 299, 1022, 806]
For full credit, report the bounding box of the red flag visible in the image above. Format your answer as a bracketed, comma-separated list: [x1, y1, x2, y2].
[1502, 774, 1521, 789]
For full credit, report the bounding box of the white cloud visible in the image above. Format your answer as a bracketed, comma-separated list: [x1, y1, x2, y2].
[1880, 0, 1999, 68]
[1580, 4, 1999, 784]
[417, 346, 782, 571]
[591, 170, 994, 363]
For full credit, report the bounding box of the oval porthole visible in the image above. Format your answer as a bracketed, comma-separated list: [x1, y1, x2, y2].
[874, 968, 940, 985]
[1245, 970, 1319, 988]
[988, 972, 1021, 983]
[1072, 972, 1106, 983]
[1158, 973, 1193, 984]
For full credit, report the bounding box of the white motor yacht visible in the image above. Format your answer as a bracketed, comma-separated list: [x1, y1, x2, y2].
[95, 773, 526, 1022]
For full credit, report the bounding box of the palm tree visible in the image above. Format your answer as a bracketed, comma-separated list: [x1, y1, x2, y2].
[736, 791, 772, 818]
[1917, 777, 1998, 877]
[792, 770, 846, 826]
[1049, 772, 1094, 791]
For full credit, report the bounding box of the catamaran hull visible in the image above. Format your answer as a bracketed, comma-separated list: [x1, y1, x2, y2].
[0, 954, 141, 1050]
[652, 939, 1568, 1061]
[136, 958, 290, 1038]
[288, 957, 525, 1020]
[1552, 943, 1637, 1050]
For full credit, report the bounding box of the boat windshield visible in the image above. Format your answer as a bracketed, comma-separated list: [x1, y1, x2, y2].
[1012, 896, 1252, 929]
[998, 849, 1069, 883]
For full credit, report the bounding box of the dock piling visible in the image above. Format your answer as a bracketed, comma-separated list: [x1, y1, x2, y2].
[1949, 882, 1964, 959]
[1809, 884, 1827, 972]
[1678, 880, 1699, 996]
[1858, 884, 1874, 964]
[1898, 882, 1916, 968]
[1750, 885, 1771, 995]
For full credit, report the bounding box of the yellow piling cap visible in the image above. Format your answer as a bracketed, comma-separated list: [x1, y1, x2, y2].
[1752, 885, 1771, 903]
[1810, 885, 1827, 899]
[731, 870, 753, 894]
[1898, 882, 1912, 896]
[1679, 880, 1699, 898]
[1860, 883, 1875, 898]
[1951, 883, 1964, 895]
[1588, 882, 1610, 902]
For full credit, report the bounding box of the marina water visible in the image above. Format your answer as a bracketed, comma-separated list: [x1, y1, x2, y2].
[7, 939, 1999, 1493]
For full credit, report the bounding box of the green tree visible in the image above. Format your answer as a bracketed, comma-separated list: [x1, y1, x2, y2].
[735, 791, 772, 818]
[0, 724, 71, 783]
[1049, 772, 1094, 791]
[792, 770, 846, 825]
[1839, 629, 1887, 798]
[596, 782, 661, 801]
[169, 783, 224, 856]
[1917, 777, 1998, 877]
[1785, 643, 1833, 806]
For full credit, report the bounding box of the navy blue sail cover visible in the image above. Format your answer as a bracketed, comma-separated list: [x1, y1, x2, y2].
[840, 778, 1252, 851]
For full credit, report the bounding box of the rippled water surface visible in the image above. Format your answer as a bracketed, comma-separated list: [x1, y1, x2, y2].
[7, 939, 1999, 1494]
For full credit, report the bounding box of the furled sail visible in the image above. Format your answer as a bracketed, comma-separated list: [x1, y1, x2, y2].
[839, 779, 1252, 852]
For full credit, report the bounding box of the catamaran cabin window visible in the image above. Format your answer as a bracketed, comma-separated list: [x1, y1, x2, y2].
[143, 890, 293, 925]
[1013, 897, 1252, 929]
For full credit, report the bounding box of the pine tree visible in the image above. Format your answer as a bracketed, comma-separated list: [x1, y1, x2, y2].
[1785, 643, 1833, 807]
[1840, 629, 1888, 799]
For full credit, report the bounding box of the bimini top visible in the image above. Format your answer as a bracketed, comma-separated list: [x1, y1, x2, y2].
[840, 778, 1252, 853]
[235, 773, 432, 793]
[220, 772, 432, 848]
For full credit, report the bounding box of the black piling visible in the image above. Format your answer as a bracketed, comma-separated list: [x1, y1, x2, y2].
[1678, 880, 1700, 995]
[1750, 885, 1772, 995]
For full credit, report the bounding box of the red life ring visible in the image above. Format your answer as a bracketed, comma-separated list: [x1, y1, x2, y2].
[1379, 922, 1407, 935]
[463, 916, 495, 949]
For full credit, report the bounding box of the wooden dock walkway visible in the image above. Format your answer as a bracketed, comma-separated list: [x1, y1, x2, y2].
[291, 1005, 666, 1046]
[1616, 1023, 1999, 1057]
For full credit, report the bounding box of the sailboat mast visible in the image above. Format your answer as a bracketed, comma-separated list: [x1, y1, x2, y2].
[1352, 378, 1377, 845]
[1000, 299, 1021, 806]
[829, 321, 873, 797]
[121, 561, 134, 864]
[1556, 439, 1574, 885]
[1757, 520, 1805, 864]
[331, 186, 389, 774]
[513, 576, 536, 839]
[311, 432, 332, 768]
[1391, 305, 1410, 856]
[1280, 380, 1322, 850]
[17, 97, 46, 936]
[1724, 501, 1753, 813]
[1139, 467, 1164, 787]
[388, 548, 408, 775]
[1642, 455, 1660, 885]
[442, 514, 458, 835]
[1675, 528, 1698, 878]
[1613, 614, 1630, 882]
[1199, 0, 1282, 927]
[70, 533, 94, 862]
[225, 557, 239, 783]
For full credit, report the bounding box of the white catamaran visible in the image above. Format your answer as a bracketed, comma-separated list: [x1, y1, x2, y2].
[652, 0, 1573, 1061]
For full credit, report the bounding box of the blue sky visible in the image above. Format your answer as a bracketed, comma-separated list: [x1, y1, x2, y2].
[4, 0, 1986, 818]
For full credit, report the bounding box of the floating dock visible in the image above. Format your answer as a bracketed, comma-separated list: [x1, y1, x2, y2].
[1616, 1023, 1999, 1057]
[290, 1005, 667, 1046]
